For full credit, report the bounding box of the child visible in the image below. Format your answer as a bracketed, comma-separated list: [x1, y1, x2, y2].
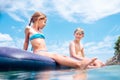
[69, 28, 105, 67]
[23, 11, 97, 69]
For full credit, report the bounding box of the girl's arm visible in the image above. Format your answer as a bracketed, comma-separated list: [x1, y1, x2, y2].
[23, 27, 30, 50]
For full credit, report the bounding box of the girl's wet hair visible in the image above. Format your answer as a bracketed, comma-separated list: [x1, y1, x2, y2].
[29, 11, 46, 26]
[74, 28, 84, 34]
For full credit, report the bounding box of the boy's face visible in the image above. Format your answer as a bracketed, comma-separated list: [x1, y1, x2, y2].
[74, 31, 84, 40]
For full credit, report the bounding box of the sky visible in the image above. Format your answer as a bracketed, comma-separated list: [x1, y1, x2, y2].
[0, 0, 120, 62]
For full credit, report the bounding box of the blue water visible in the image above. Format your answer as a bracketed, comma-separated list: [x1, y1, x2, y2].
[0, 65, 120, 80]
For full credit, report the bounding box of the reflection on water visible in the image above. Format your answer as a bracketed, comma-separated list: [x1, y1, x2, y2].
[0, 65, 120, 80]
[87, 65, 120, 80]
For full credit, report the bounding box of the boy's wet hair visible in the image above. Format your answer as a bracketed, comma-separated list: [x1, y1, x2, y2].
[74, 28, 84, 34]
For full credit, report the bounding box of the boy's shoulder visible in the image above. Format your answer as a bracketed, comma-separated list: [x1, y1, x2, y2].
[69, 41, 75, 45]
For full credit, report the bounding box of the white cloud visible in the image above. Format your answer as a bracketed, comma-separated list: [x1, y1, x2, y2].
[1, 0, 120, 23]
[52, 0, 120, 23]
[83, 35, 120, 62]
[7, 12, 25, 22]
[0, 33, 24, 49]
[0, 0, 51, 22]
[47, 40, 70, 56]
[0, 33, 15, 47]
[84, 35, 118, 54]
[108, 25, 120, 34]
[0, 33, 13, 41]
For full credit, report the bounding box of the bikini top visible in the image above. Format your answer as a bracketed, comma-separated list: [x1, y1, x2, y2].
[29, 33, 45, 41]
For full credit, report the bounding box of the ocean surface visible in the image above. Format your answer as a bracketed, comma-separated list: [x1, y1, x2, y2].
[0, 65, 120, 80]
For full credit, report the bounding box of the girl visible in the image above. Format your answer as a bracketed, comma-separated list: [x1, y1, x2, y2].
[23, 11, 97, 69]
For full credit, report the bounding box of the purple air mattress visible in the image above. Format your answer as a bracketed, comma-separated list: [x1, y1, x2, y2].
[0, 47, 69, 71]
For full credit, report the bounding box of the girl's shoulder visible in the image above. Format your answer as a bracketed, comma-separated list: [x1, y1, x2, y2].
[24, 26, 31, 33]
[26, 26, 33, 31]
[25, 26, 31, 30]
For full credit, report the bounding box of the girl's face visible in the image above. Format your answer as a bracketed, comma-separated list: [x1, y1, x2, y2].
[74, 31, 84, 40]
[38, 18, 47, 29]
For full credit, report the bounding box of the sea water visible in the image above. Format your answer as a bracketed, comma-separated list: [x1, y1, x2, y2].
[0, 65, 120, 80]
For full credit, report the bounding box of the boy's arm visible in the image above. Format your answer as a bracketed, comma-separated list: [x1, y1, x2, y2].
[81, 47, 85, 57]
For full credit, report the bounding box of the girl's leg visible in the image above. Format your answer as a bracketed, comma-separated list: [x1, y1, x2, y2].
[80, 57, 105, 68]
[36, 52, 97, 69]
